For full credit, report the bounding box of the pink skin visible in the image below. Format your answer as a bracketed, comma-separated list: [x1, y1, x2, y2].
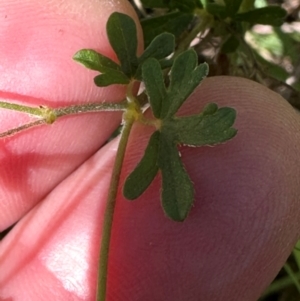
[0, 0, 300, 300]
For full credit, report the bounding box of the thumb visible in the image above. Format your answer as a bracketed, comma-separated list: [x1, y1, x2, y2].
[110, 76, 300, 300]
[0, 0, 142, 230]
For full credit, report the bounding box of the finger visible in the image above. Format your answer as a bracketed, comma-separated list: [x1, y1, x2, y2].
[112, 76, 300, 300]
[0, 137, 117, 300]
[1, 77, 300, 300]
[0, 0, 142, 230]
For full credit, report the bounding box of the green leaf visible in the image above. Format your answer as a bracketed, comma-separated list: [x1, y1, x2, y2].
[163, 104, 237, 146]
[166, 50, 209, 118]
[106, 12, 138, 77]
[202, 102, 218, 115]
[140, 50, 209, 119]
[138, 33, 175, 65]
[224, 0, 243, 17]
[141, 12, 193, 47]
[254, 52, 289, 82]
[142, 58, 167, 118]
[123, 131, 160, 200]
[73, 49, 130, 86]
[135, 33, 175, 79]
[206, 3, 228, 19]
[158, 133, 194, 221]
[94, 71, 129, 87]
[235, 6, 287, 26]
[73, 49, 122, 73]
[221, 35, 240, 53]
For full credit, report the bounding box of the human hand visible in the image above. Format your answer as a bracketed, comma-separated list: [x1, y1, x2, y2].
[1, 0, 300, 300]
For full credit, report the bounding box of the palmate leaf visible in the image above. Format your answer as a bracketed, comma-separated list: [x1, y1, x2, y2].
[142, 50, 208, 119]
[123, 103, 237, 221]
[125, 55, 237, 221]
[141, 50, 209, 120]
[74, 13, 176, 86]
[123, 130, 194, 222]
[74, 12, 238, 224]
[162, 104, 237, 146]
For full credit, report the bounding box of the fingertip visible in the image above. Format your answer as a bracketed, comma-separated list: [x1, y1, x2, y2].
[107, 76, 300, 300]
[0, 0, 143, 230]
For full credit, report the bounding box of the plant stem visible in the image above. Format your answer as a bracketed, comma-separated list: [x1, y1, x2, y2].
[0, 100, 127, 119]
[0, 101, 45, 116]
[175, 13, 212, 59]
[55, 101, 127, 118]
[283, 263, 300, 294]
[260, 271, 300, 297]
[0, 100, 128, 138]
[96, 111, 135, 301]
[0, 119, 46, 138]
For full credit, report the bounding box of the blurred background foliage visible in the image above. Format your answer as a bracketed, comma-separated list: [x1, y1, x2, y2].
[131, 0, 300, 110]
[128, 0, 300, 300]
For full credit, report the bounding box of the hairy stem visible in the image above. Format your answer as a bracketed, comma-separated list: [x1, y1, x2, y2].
[55, 101, 127, 117]
[0, 120, 46, 138]
[96, 110, 135, 301]
[0, 100, 127, 119]
[0, 100, 128, 138]
[0, 101, 45, 117]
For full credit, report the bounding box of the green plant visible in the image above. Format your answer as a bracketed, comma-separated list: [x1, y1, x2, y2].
[1, 0, 300, 300]
[0, 9, 237, 301]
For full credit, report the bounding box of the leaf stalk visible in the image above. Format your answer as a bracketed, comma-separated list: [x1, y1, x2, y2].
[0, 101, 47, 117]
[96, 106, 135, 301]
[0, 100, 128, 138]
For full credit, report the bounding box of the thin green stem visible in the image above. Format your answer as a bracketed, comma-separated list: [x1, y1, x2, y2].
[54, 101, 128, 118]
[283, 263, 300, 294]
[0, 101, 44, 117]
[96, 110, 135, 301]
[0, 100, 128, 138]
[0, 100, 127, 120]
[175, 14, 212, 59]
[0, 119, 46, 138]
[260, 271, 300, 297]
